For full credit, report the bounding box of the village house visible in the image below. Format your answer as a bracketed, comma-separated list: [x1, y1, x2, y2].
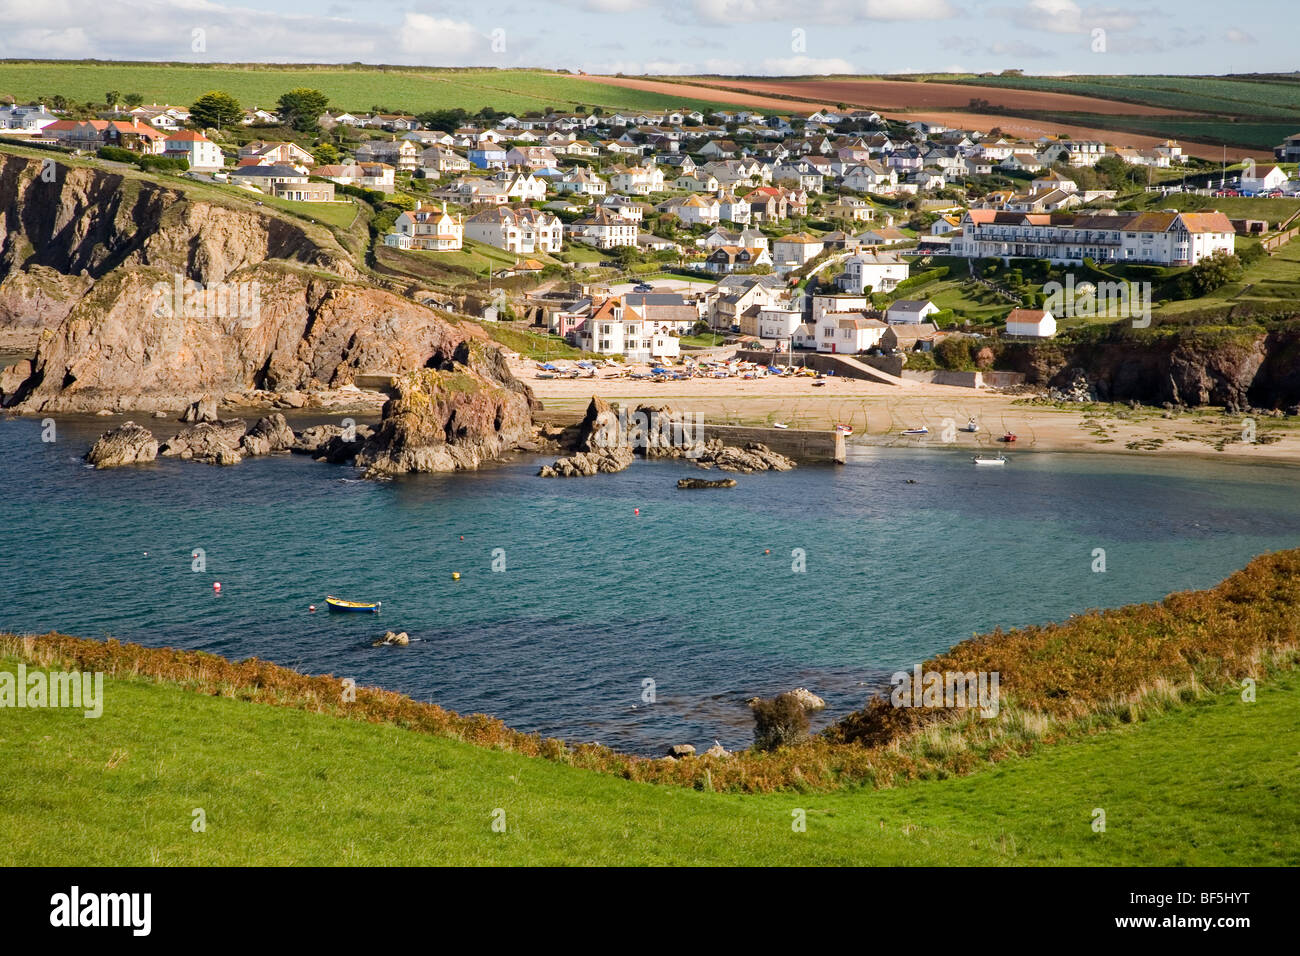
[706, 274, 787, 328]
[841, 161, 899, 195]
[44, 118, 166, 153]
[886, 299, 941, 324]
[161, 130, 224, 171]
[1240, 164, 1291, 194]
[468, 141, 508, 169]
[497, 169, 547, 202]
[609, 165, 666, 195]
[355, 139, 419, 172]
[0, 104, 57, 133]
[569, 207, 639, 249]
[824, 196, 876, 222]
[658, 193, 720, 226]
[419, 147, 470, 175]
[817, 315, 888, 353]
[315, 162, 395, 192]
[239, 141, 314, 168]
[464, 206, 563, 254]
[554, 166, 607, 196]
[504, 145, 559, 169]
[772, 233, 825, 273]
[384, 202, 464, 251]
[882, 323, 940, 351]
[705, 245, 773, 275]
[575, 297, 682, 361]
[1004, 308, 1057, 338]
[838, 251, 909, 294]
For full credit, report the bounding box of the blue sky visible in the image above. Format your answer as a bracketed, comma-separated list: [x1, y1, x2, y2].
[0, 0, 1291, 76]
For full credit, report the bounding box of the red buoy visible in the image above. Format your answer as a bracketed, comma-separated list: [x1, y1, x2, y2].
[213, 582, 222, 592]
[634, 508, 640, 515]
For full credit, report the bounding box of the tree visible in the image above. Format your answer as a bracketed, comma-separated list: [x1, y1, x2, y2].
[277, 88, 329, 132]
[190, 91, 243, 131]
[415, 108, 467, 133]
[105, 90, 120, 110]
[124, 93, 144, 108]
[313, 142, 341, 165]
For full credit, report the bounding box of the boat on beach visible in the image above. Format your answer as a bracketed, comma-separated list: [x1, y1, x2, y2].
[902, 426, 929, 436]
[326, 596, 382, 614]
[960, 418, 979, 433]
[835, 423, 853, 436]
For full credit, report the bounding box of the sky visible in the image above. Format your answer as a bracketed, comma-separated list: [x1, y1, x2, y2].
[0, 0, 1292, 76]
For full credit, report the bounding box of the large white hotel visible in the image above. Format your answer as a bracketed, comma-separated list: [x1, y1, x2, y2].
[951, 209, 1237, 266]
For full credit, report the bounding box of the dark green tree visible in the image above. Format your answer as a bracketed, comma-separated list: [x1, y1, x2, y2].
[277, 88, 329, 132]
[190, 90, 243, 131]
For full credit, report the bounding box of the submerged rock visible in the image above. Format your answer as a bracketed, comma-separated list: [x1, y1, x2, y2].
[677, 477, 737, 489]
[539, 445, 634, 477]
[373, 630, 410, 647]
[84, 422, 158, 468]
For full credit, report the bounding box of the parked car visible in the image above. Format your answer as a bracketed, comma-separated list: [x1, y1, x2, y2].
[633, 283, 653, 292]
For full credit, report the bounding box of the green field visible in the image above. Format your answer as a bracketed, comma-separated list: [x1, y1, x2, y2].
[1, 652, 1295, 865]
[953, 74, 1300, 119]
[0, 62, 729, 116]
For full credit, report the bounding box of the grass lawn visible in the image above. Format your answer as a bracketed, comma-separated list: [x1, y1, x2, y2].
[1, 656, 1295, 865]
[253, 194, 362, 231]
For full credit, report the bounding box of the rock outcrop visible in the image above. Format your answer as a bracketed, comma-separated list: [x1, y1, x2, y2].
[354, 340, 536, 478]
[373, 630, 410, 647]
[539, 446, 635, 477]
[84, 422, 158, 468]
[158, 420, 249, 465]
[239, 414, 296, 456]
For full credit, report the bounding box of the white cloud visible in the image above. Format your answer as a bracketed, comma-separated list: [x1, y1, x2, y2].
[691, 0, 954, 25]
[1224, 29, 1256, 45]
[758, 56, 857, 75]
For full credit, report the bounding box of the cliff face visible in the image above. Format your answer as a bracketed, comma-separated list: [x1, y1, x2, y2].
[0, 153, 536, 467]
[1003, 327, 1299, 411]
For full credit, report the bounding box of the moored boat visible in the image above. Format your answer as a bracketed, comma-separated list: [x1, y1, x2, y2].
[973, 454, 1006, 466]
[326, 595, 382, 614]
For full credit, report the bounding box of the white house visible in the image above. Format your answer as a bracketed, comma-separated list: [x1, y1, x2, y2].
[464, 206, 563, 254]
[579, 297, 682, 361]
[772, 233, 825, 273]
[161, 130, 224, 171]
[569, 207, 638, 249]
[817, 315, 888, 353]
[886, 299, 941, 324]
[1005, 308, 1057, 338]
[837, 251, 909, 294]
[755, 307, 804, 341]
[555, 166, 607, 196]
[1241, 164, 1290, 194]
[385, 203, 464, 251]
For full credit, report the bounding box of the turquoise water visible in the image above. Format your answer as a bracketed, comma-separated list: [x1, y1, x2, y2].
[2, 415, 1299, 754]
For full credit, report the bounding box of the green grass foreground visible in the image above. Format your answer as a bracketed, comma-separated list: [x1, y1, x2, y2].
[1, 657, 1295, 865]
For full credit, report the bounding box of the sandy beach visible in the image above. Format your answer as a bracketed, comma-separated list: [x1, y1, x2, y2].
[516, 356, 1300, 464]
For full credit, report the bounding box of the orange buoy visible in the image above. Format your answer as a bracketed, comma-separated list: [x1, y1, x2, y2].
[765, 549, 770, 555]
[459, 535, 464, 541]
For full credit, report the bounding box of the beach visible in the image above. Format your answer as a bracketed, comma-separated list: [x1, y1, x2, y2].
[515, 356, 1300, 464]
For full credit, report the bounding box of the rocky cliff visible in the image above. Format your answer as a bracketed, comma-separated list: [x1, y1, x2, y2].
[1001, 324, 1300, 412]
[0, 151, 536, 467]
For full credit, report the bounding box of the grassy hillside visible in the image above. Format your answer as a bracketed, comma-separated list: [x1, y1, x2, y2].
[0, 62, 729, 116]
[1, 653, 1295, 865]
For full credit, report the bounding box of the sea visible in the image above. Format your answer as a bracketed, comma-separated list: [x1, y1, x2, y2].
[2, 414, 1298, 755]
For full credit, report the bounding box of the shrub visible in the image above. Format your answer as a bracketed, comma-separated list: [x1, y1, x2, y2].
[96, 146, 137, 164]
[136, 155, 188, 174]
[751, 693, 810, 751]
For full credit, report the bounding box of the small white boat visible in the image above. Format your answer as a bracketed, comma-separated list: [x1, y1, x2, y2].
[973, 455, 1006, 466]
[960, 418, 979, 433]
[834, 423, 853, 436]
[902, 427, 928, 436]
[773, 422, 789, 429]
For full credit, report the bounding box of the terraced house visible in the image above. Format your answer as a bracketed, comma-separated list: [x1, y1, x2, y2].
[952, 210, 1236, 266]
